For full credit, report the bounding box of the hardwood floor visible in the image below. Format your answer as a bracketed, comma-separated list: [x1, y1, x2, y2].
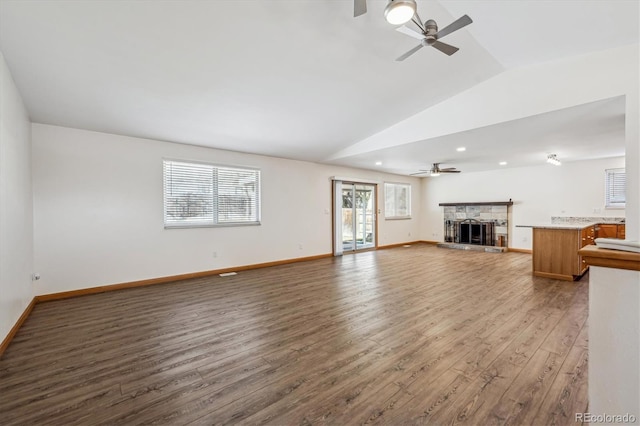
[0, 245, 588, 425]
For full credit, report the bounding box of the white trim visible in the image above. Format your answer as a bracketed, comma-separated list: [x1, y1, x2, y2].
[330, 176, 379, 184]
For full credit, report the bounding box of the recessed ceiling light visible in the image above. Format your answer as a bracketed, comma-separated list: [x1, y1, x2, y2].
[456, 147, 466, 152]
[499, 161, 507, 166]
[375, 161, 382, 166]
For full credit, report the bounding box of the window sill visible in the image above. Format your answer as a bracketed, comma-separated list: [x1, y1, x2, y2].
[165, 222, 261, 229]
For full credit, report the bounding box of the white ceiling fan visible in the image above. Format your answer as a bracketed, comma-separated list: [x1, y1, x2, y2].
[411, 163, 462, 176]
[353, 1, 473, 61]
[396, 14, 473, 60]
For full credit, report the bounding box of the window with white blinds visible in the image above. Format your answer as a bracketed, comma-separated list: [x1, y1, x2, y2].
[163, 160, 261, 227]
[384, 182, 411, 219]
[605, 168, 625, 209]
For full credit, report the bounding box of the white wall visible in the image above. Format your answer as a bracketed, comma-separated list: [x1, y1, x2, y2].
[31, 124, 421, 296]
[0, 53, 33, 343]
[589, 45, 639, 421]
[589, 266, 640, 422]
[419, 156, 626, 250]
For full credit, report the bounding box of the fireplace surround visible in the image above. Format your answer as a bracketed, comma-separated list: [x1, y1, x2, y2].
[439, 201, 513, 251]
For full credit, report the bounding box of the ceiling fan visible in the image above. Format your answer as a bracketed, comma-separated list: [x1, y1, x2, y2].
[396, 14, 473, 60]
[411, 163, 461, 176]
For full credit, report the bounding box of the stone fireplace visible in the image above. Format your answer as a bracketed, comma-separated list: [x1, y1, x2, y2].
[439, 201, 513, 252]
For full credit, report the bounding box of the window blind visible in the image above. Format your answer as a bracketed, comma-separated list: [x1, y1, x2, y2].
[384, 182, 411, 219]
[163, 160, 260, 227]
[605, 168, 625, 209]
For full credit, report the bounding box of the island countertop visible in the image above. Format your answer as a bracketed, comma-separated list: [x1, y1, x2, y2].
[516, 222, 599, 230]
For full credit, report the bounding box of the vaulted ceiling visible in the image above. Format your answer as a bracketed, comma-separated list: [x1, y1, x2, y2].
[0, 0, 638, 175]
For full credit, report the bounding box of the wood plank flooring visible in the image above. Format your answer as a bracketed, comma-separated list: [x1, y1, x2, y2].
[0, 245, 589, 425]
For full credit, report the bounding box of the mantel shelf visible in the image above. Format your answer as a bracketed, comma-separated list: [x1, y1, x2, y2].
[439, 201, 514, 207]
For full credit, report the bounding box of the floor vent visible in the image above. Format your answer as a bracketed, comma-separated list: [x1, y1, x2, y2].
[219, 272, 237, 277]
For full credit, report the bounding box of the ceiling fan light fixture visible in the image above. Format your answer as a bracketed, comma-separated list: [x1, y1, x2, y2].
[430, 172, 440, 177]
[384, 0, 416, 25]
[547, 154, 562, 166]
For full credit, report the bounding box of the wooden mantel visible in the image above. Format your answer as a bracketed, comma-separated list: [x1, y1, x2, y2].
[438, 201, 514, 207]
[578, 244, 640, 272]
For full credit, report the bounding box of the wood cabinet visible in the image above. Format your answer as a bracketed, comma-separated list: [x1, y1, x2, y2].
[595, 223, 626, 239]
[581, 225, 595, 247]
[532, 225, 593, 281]
[596, 224, 618, 238]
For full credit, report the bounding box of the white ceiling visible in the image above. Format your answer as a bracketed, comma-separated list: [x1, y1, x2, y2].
[0, 0, 638, 175]
[330, 96, 627, 174]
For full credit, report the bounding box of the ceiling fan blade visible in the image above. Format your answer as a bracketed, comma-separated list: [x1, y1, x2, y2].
[396, 44, 424, 61]
[431, 40, 459, 56]
[410, 172, 429, 176]
[441, 170, 461, 173]
[439, 167, 457, 171]
[396, 25, 425, 41]
[396, 44, 422, 62]
[354, 0, 366, 17]
[435, 14, 473, 39]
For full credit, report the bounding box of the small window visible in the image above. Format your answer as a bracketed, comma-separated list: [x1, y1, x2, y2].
[605, 168, 625, 209]
[163, 160, 260, 228]
[384, 182, 411, 219]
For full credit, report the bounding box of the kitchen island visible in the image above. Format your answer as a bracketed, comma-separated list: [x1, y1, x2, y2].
[517, 220, 624, 281]
[521, 223, 595, 281]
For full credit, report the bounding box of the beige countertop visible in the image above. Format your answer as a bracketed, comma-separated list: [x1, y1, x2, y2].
[516, 222, 599, 230]
[517, 220, 625, 230]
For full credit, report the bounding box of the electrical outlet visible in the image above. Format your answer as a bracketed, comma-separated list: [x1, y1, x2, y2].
[31, 273, 41, 281]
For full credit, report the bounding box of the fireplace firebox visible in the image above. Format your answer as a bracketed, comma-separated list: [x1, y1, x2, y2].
[445, 219, 496, 246]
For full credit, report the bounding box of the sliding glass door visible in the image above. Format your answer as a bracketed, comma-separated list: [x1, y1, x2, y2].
[334, 181, 376, 254]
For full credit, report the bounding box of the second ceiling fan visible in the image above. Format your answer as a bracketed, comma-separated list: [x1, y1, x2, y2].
[411, 163, 461, 176]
